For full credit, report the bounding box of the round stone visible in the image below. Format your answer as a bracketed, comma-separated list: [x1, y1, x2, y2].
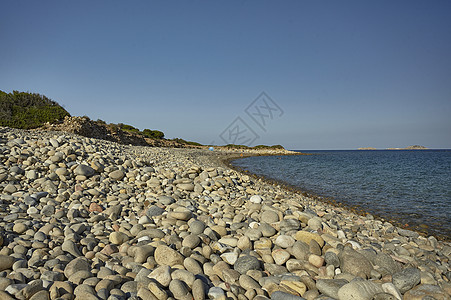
[280, 219, 301, 232]
[237, 236, 252, 250]
[169, 279, 190, 299]
[0, 255, 15, 271]
[272, 249, 291, 265]
[182, 234, 201, 249]
[338, 280, 384, 300]
[3, 184, 17, 194]
[275, 235, 295, 248]
[294, 231, 325, 247]
[192, 279, 206, 300]
[189, 220, 206, 235]
[109, 232, 129, 245]
[64, 257, 91, 278]
[234, 255, 261, 274]
[146, 205, 165, 217]
[109, 170, 125, 181]
[259, 223, 277, 237]
[74, 164, 95, 177]
[154, 245, 184, 267]
[392, 267, 421, 293]
[168, 210, 193, 221]
[149, 265, 172, 287]
[308, 254, 325, 268]
[13, 223, 28, 234]
[249, 195, 262, 204]
[177, 183, 195, 191]
[261, 210, 279, 223]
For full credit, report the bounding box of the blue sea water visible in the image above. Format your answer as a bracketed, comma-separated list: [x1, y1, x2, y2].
[232, 150, 451, 239]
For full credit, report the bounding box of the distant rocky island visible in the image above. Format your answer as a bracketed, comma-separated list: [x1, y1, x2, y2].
[387, 145, 429, 150]
[358, 145, 428, 150]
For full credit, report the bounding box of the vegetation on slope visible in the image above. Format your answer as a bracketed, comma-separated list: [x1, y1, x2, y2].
[114, 123, 165, 139]
[1, 90, 286, 150]
[223, 144, 285, 150]
[0, 90, 70, 129]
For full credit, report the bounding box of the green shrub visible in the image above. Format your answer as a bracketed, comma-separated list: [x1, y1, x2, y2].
[0, 90, 70, 129]
[120, 124, 140, 133]
[142, 129, 165, 139]
[172, 138, 202, 146]
[253, 144, 284, 149]
[225, 144, 249, 149]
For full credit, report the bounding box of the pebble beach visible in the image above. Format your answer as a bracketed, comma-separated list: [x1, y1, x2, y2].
[0, 126, 450, 300]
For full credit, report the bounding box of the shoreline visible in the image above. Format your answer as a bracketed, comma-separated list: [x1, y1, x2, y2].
[223, 154, 450, 243]
[1, 126, 450, 299]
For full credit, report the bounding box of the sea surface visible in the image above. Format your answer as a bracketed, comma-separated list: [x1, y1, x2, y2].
[232, 150, 451, 239]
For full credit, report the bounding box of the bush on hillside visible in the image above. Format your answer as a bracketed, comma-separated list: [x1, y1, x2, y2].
[142, 129, 165, 139]
[172, 138, 202, 146]
[0, 90, 70, 129]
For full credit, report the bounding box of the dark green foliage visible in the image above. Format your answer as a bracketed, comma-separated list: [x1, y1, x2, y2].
[0, 90, 70, 129]
[253, 144, 284, 149]
[224, 144, 285, 150]
[172, 138, 202, 146]
[119, 124, 140, 133]
[142, 129, 165, 139]
[116, 124, 165, 139]
[225, 144, 250, 149]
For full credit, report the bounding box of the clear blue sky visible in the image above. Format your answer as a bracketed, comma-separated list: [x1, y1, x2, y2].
[1, 1, 450, 149]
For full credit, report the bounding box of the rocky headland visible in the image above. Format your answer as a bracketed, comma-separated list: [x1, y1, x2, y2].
[358, 146, 429, 150]
[0, 126, 450, 300]
[386, 146, 429, 150]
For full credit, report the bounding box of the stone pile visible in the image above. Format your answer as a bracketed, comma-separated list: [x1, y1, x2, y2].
[41, 116, 186, 148]
[0, 127, 450, 300]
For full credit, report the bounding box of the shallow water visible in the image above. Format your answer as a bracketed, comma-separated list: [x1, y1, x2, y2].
[232, 150, 451, 239]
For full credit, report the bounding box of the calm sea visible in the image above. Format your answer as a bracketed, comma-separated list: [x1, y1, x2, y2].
[232, 150, 451, 239]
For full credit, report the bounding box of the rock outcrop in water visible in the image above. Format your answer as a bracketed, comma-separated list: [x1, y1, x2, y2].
[359, 145, 429, 150]
[387, 145, 429, 150]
